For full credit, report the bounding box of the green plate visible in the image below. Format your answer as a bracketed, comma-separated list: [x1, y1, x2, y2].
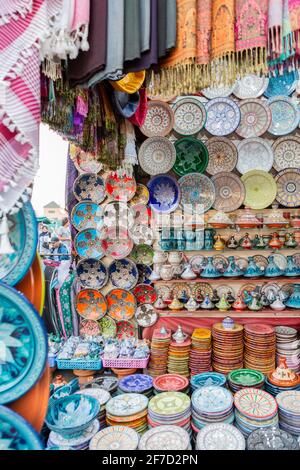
[228, 369, 265, 386]
[148, 392, 190, 415]
[173, 137, 209, 176]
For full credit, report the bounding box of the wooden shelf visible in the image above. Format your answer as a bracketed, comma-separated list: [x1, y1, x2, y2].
[153, 276, 300, 284]
[155, 309, 300, 319]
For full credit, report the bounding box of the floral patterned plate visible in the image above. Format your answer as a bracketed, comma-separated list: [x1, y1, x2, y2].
[129, 225, 154, 246]
[241, 170, 277, 210]
[237, 138, 274, 174]
[130, 244, 154, 266]
[137, 264, 152, 285]
[70, 145, 102, 174]
[101, 226, 134, 259]
[272, 136, 300, 172]
[116, 320, 135, 339]
[71, 202, 103, 231]
[99, 316, 117, 339]
[275, 168, 300, 207]
[129, 183, 150, 206]
[148, 174, 180, 214]
[212, 172, 245, 212]
[138, 137, 176, 175]
[140, 101, 174, 137]
[191, 282, 214, 299]
[105, 172, 136, 202]
[205, 98, 241, 136]
[236, 100, 272, 139]
[196, 423, 245, 450]
[76, 259, 108, 289]
[173, 137, 209, 176]
[103, 202, 135, 229]
[202, 83, 236, 99]
[206, 137, 238, 175]
[106, 289, 137, 321]
[74, 228, 105, 260]
[179, 173, 215, 214]
[133, 284, 157, 304]
[108, 258, 139, 290]
[268, 96, 300, 136]
[73, 174, 106, 203]
[135, 304, 158, 327]
[172, 97, 206, 135]
[233, 74, 269, 99]
[76, 289, 107, 321]
[264, 70, 299, 98]
[0, 406, 43, 450]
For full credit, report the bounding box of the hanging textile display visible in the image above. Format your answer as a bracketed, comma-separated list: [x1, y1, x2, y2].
[0, 0, 33, 25]
[196, 0, 212, 68]
[289, 0, 300, 57]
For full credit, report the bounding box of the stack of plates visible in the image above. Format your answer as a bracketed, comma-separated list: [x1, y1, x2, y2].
[265, 377, 300, 397]
[190, 372, 227, 393]
[153, 374, 189, 395]
[227, 369, 265, 393]
[118, 374, 153, 398]
[48, 420, 100, 450]
[148, 392, 191, 435]
[196, 423, 246, 450]
[106, 393, 149, 435]
[247, 426, 299, 450]
[167, 338, 191, 377]
[191, 386, 234, 436]
[75, 388, 111, 429]
[275, 326, 300, 373]
[148, 328, 171, 377]
[212, 322, 244, 374]
[189, 328, 212, 375]
[244, 324, 276, 374]
[138, 425, 191, 450]
[234, 388, 278, 437]
[89, 426, 140, 450]
[277, 390, 300, 436]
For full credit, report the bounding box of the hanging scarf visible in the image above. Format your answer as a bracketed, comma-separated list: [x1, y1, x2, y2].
[196, 0, 212, 65]
[124, 0, 141, 62]
[140, 0, 151, 53]
[289, 0, 300, 55]
[268, 0, 283, 62]
[0, 0, 33, 25]
[268, 0, 296, 69]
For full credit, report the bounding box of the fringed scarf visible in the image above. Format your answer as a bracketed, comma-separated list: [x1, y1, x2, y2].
[289, 0, 300, 56]
[268, 0, 296, 69]
[196, 0, 212, 65]
[0, 0, 33, 25]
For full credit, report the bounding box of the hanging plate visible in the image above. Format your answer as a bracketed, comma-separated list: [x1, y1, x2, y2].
[212, 172, 245, 212]
[116, 321, 136, 340]
[264, 70, 299, 98]
[99, 316, 117, 339]
[106, 289, 137, 321]
[76, 289, 107, 321]
[70, 145, 102, 174]
[233, 74, 269, 99]
[236, 100, 272, 138]
[108, 258, 139, 290]
[0, 406, 43, 450]
[73, 173, 106, 203]
[172, 97, 206, 135]
[202, 83, 236, 99]
[71, 202, 103, 231]
[241, 170, 277, 210]
[272, 136, 300, 172]
[105, 172, 136, 202]
[275, 168, 300, 207]
[206, 137, 238, 175]
[179, 173, 215, 214]
[130, 244, 154, 266]
[133, 284, 157, 305]
[76, 258, 108, 289]
[135, 304, 158, 327]
[173, 137, 209, 176]
[140, 100, 174, 137]
[138, 137, 176, 176]
[205, 98, 241, 136]
[101, 226, 134, 259]
[103, 202, 135, 229]
[148, 174, 180, 214]
[129, 184, 150, 206]
[237, 138, 274, 174]
[268, 96, 300, 136]
[74, 228, 105, 260]
[129, 225, 154, 246]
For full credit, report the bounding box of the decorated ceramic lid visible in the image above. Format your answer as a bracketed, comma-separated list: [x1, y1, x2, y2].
[235, 207, 262, 227]
[0, 406, 43, 450]
[263, 204, 287, 226]
[208, 211, 232, 226]
[268, 357, 300, 387]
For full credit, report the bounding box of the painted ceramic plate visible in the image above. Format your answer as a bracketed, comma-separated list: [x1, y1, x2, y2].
[105, 172, 136, 202]
[132, 204, 151, 226]
[0, 283, 47, 405]
[233, 74, 269, 99]
[139, 425, 190, 451]
[206, 137, 238, 175]
[130, 244, 154, 266]
[236, 100, 271, 138]
[71, 202, 103, 231]
[172, 283, 191, 300]
[0, 406, 43, 450]
[138, 137, 176, 176]
[253, 255, 268, 270]
[129, 225, 154, 246]
[116, 320, 135, 339]
[196, 423, 245, 450]
[106, 289, 137, 321]
[89, 426, 139, 450]
[190, 255, 207, 274]
[205, 98, 241, 136]
[273, 136, 300, 172]
[103, 202, 135, 229]
[234, 388, 278, 419]
[237, 138, 274, 174]
[135, 304, 158, 327]
[173, 97, 206, 135]
[275, 168, 300, 207]
[154, 375, 189, 392]
[79, 319, 101, 336]
[76, 258, 108, 289]
[133, 284, 157, 304]
[50, 419, 100, 449]
[129, 183, 150, 206]
[119, 374, 153, 393]
[101, 226, 134, 259]
[73, 174, 106, 203]
[137, 264, 152, 285]
[212, 172, 245, 212]
[99, 316, 117, 339]
[276, 390, 300, 413]
[108, 258, 139, 290]
[202, 83, 236, 99]
[247, 426, 299, 451]
[148, 174, 180, 214]
[76, 289, 107, 321]
[216, 284, 235, 298]
[268, 96, 300, 136]
[70, 145, 102, 174]
[179, 173, 215, 214]
[192, 282, 214, 299]
[241, 170, 277, 209]
[106, 393, 148, 417]
[140, 101, 174, 137]
[173, 137, 209, 176]
[264, 70, 299, 98]
[148, 392, 190, 415]
[74, 228, 105, 260]
[0, 202, 37, 286]
[192, 386, 233, 413]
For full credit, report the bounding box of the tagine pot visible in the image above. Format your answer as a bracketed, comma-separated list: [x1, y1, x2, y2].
[269, 232, 283, 250]
[264, 205, 287, 228]
[201, 257, 222, 278]
[285, 284, 300, 309]
[223, 256, 243, 278]
[200, 294, 215, 310]
[244, 256, 264, 278]
[235, 208, 262, 229]
[233, 295, 247, 312]
[215, 294, 231, 312]
[265, 255, 283, 278]
[270, 296, 286, 311]
[284, 255, 300, 277]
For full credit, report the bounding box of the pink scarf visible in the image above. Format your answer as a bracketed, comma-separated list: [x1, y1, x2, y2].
[0, 0, 33, 25]
[289, 0, 300, 55]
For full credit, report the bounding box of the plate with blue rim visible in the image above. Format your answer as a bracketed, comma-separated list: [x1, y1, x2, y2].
[0, 405, 43, 450]
[76, 258, 108, 289]
[108, 258, 139, 290]
[264, 70, 299, 98]
[148, 174, 181, 214]
[71, 202, 103, 231]
[0, 201, 38, 286]
[74, 228, 105, 260]
[137, 264, 152, 285]
[0, 282, 48, 405]
[190, 372, 227, 390]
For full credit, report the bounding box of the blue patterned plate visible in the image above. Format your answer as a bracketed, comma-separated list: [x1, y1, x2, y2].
[109, 258, 139, 290]
[268, 96, 300, 136]
[137, 264, 152, 285]
[119, 374, 153, 393]
[264, 70, 299, 98]
[148, 174, 180, 214]
[76, 258, 108, 289]
[0, 282, 47, 405]
[74, 228, 105, 260]
[0, 202, 37, 286]
[73, 174, 106, 203]
[179, 173, 215, 215]
[71, 202, 103, 231]
[0, 406, 43, 449]
[205, 98, 241, 136]
[191, 373, 227, 390]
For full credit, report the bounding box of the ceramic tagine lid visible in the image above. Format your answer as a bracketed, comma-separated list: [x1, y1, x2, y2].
[185, 295, 200, 312]
[264, 204, 287, 228]
[222, 316, 235, 330]
[268, 357, 300, 387]
[235, 207, 262, 228]
[172, 325, 188, 344]
[208, 211, 232, 228]
[154, 295, 167, 310]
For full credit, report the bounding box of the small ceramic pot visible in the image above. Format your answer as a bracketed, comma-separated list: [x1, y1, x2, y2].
[168, 251, 184, 264]
[153, 251, 168, 264]
[160, 264, 175, 281]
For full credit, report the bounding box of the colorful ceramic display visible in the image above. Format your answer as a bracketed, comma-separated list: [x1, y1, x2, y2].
[135, 304, 158, 327]
[233, 74, 269, 99]
[275, 168, 300, 207]
[101, 227, 134, 259]
[133, 284, 157, 304]
[268, 96, 300, 136]
[73, 174, 106, 203]
[76, 259, 108, 289]
[172, 97, 206, 135]
[205, 98, 241, 136]
[71, 202, 103, 231]
[241, 170, 277, 209]
[148, 174, 180, 214]
[212, 172, 245, 212]
[140, 101, 174, 137]
[0, 406, 43, 450]
[74, 228, 105, 260]
[237, 138, 274, 174]
[138, 137, 176, 175]
[75, 289, 107, 321]
[173, 137, 209, 176]
[105, 172, 136, 202]
[236, 100, 271, 138]
[106, 289, 136, 321]
[206, 137, 238, 175]
[272, 136, 300, 172]
[108, 258, 139, 290]
[179, 173, 215, 214]
[264, 70, 299, 98]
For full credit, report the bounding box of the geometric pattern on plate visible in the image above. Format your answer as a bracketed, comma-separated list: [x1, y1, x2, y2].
[275, 168, 300, 207]
[241, 170, 277, 210]
[273, 136, 300, 172]
[140, 101, 174, 138]
[179, 173, 215, 214]
[236, 99, 271, 138]
[206, 137, 238, 175]
[233, 74, 269, 99]
[205, 98, 241, 136]
[268, 96, 300, 136]
[173, 97, 206, 135]
[138, 137, 176, 176]
[237, 138, 274, 174]
[234, 388, 278, 418]
[212, 172, 245, 212]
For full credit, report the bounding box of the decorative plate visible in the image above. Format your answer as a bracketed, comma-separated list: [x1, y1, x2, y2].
[73, 174, 106, 203]
[106, 393, 148, 417]
[275, 168, 300, 207]
[133, 284, 157, 304]
[79, 319, 101, 336]
[51, 419, 100, 449]
[140, 101, 174, 137]
[241, 170, 277, 209]
[76, 259, 108, 289]
[173, 137, 209, 176]
[206, 137, 238, 175]
[212, 172, 245, 212]
[154, 375, 189, 392]
[213, 255, 229, 273]
[202, 83, 236, 99]
[130, 244, 154, 266]
[105, 172, 136, 202]
[139, 425, 190, 451]
[234, 388, 278, 419]
[148, 392, 190, 415]
[103, 201, 135, 229]
[106, 289, 137, 321]
[74, 228, 105, 260]
[236, 138, 274, 174]
[190, 255, 207, 274]
[71, 202, 103, 231]
[264, 70, 299, 98]
[0, 282, 47, 405]
[119, 374, 153, 393]
[0, 201, 38, 286]
[116, 320, 135, 339]
[137, 264, 152, 285]
[109, 258, 139, 290]
[192, 386, 233, 413]
[155, 284, 171, 301]
[228, 369, 265, 386]
[70, 145, 102, 174]
[172, 97, 206, 135]
[132, 204, 151, 226]
[192, 282, 214, 299]
[196, 423, 245, 450]
[216, 284, 235, 298]
[253, 255, 268, 270]
[233, 74, 269, 99]
[276, 390, 300, 413]
[129, 225, 154, 246]
[135, 304, 158, 327]
[89, 426, 139, 451]
[75, 289, 107, 321]
[138, 137, 176, 176]
[172, 283, 192, 300]
[148, 174, 180, 214]
[99, 316, 117, 339]
[273, 253, 288, 271]
[268, 96, 300, 136]
[236, 100, 272, 138]
[247, 426, 299, 450]
[260, 283, 280, 298]
[179, 173, 215, 215]
[273, 136, 300, 172]
[204, 98, 241, 136]
[101, 226, 134, 259]
[0, 406, 43, 450]
[129, 183, 150, 206]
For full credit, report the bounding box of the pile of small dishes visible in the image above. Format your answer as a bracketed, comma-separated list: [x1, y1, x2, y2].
[275, 326, 300, 373]
[48, 419, 100, 450]
[196, 423, 246, 451]
[247, 426, 299, 450]
[148, 392, 191, 435]
[244, 324, 276, 374]
[117, 374, 153, 398]
[138, 425, 191, 450]
[234, 388, 278, 437]
[227, 369, 265, 393]
[189, 328, 212, 376]
[190, 372, 227, 393]
[89, 426, 140, 450]
[75, 388, 111, 429]
[265, 358, 300, 396]
[212, 322, 244, 374]
[148, 328, 171, 377]
[105, 393, 149, 435]
[276, 390, 300, 436]
[153, 374, 189, 395]
[167, 338, 191, 377]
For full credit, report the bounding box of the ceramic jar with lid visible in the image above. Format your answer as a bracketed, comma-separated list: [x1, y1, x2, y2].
[235, 208, 262, 229]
